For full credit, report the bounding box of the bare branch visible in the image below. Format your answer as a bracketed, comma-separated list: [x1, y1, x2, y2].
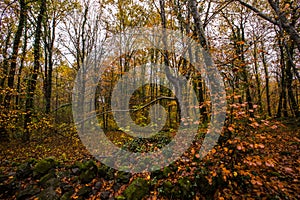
[237, 0, 278, 25]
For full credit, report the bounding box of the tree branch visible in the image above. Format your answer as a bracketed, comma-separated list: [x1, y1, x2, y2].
[237, 0, 278, 25]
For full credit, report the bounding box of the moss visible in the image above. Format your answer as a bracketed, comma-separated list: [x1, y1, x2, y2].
[124, 178, 149, 200]
[116, 171, 131, 184]
[116, 195, 126, 200]
[33, 158, 59, 178]
[78, 160, 98, 183]
[60, 190, 74, 200]
[39, 173, 56, 187]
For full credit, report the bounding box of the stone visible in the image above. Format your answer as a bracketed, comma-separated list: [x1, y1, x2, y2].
[100, 191, 111, 200]
[123, 178, 149, 200]
[38, 187, 59, 200]
[60, 190, 74, 200]
[79, 160, 98, 183]
[98, 165, 115, 180]
[33, 158, 59, 178]
[16, 185, 40, 200]
[71, 167, 80, 175]
[77, 186, 92, 197]
[94, 181, 102, 190]
[39, 173, 56, 187]
[116, 171, 131, 184]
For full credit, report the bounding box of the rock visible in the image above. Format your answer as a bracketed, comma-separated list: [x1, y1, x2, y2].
[16, 160, 36, 180]
[38, 187, 59, 200]
[77, 186, 92, 197]
[116, 171, 131, 184]
[100, 191, 111, 200]
[60, 189, 74, 200]
[124, 178, 149, 200]
[60, 183, 73, 193]
[33, 158, 59, 178]
[98, 165, 115, 180]
[71, 167, 80, 175]
[151, 166, 172, 179]
[94, 181, 102, 190]
[43, 178, 60, 189]
[113, 183, 122, 192]
[78, 160, 98, 183]
[39, 173, 56, 187]
[79, 169, 97, 184]
[16, 185, 40, 200]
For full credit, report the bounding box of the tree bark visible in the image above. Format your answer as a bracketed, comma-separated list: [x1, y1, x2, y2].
[23, 0, 46, 141]
[260, 40, 272, 117]
[4, 0, 27, 108]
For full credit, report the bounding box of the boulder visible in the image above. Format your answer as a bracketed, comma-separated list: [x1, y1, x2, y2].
[124, 178, 149, 200]
[33, 158, 59, 178]
[38, 187, 59, 200]
[79, 160, 98, 183]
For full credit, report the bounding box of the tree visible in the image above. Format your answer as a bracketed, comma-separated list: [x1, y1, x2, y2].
[3, 0, 27, 109]
[23, 0, 46, 141]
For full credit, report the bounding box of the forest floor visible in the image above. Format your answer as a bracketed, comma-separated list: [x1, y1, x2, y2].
[0, 118, 299, 199]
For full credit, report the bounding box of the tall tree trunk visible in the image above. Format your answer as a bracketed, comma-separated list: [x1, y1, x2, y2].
[0, 29, 12, 103]
[23, 0, 46, 141]
[4, 0, 27, 108]
[253, 39, 263, 113]
[44, 18, 56, 114]
[16, 19, 28, 107]
[159, 0, 184, 122]
[240, 20, 254, 118]
[277, 39, 288, 117]
[260, 40, 271, 117]
[285, 43, 299, 117]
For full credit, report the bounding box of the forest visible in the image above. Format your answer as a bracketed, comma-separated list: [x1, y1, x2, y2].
[0, 0, 299, 199]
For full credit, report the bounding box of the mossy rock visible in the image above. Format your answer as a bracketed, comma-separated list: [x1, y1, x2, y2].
[98, 165, 115, 180]
[79, 169, 97, 184]
[116, 171, 131, 184]
[116, 195, 126, 200]
[124, 178, 149, 200]
[43, 178, 60, 189]
[16, 159, 37, 179]
[39, 173, 56, 187]
[151, 166, 172, 179]
[77, 160, 96, 170]
[38, 187, 60, 200]
[60, 189, 74, 200]
[77, 186, 92, 197]
[33, 158, 59, 178]
[79, 160, 98, 183]
[16, 185, 40, 200]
